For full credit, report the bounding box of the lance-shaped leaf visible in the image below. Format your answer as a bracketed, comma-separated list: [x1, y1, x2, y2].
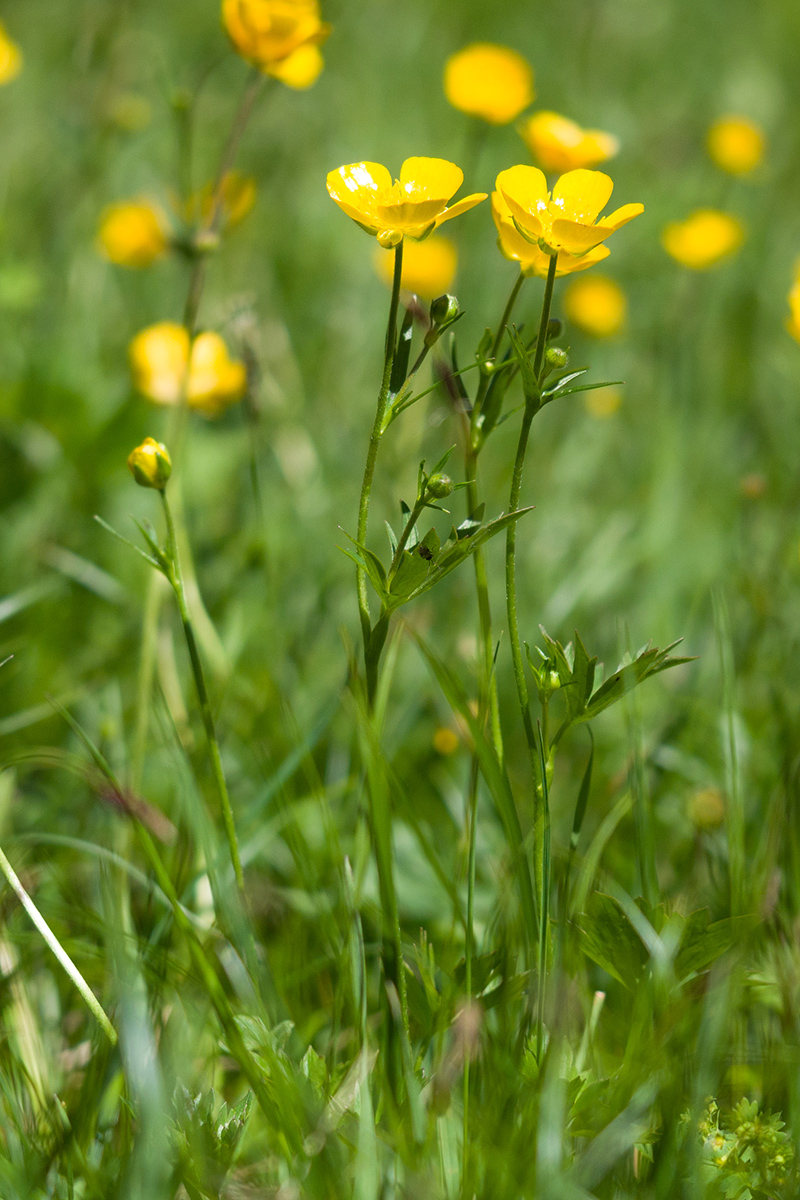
[580, 639, 695, 722]
[507, 325, 540, 407]
[389, 306, 414, 398]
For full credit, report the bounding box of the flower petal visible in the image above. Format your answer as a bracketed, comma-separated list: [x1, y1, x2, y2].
[496, 164, 548, 240]
[551, 218, 615, 255]
[327, 162, 391, 229]
[399, 157, 464, 203]
[434, 191, 487, 225]
[551, 169, 613, 224]
[601, 202, 644, 230]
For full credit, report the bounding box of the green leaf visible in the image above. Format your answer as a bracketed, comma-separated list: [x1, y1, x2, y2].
[577, 893, 648, 988]
[580, 640, 695, 722]
[390, 306, 414, 397]
[388, 528, 439, 602]
[542, 367, 588, 397]
[675, 911, 757, 981]
[508, 324, 539, 406]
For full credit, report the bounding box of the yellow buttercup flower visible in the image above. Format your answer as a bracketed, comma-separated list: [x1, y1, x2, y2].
[129, 322, 247, 417]
[564, 274, 626, 337]
[519, 111, 619, 175]
[327, 158, 486, 248]
[707, 116, 765, 176]
[98, 200, 169, 268]
[444, 43, 534, 125]
[492, 192, 609, 278]
[374, 235, 457, 300]
[222, 0, 330, 85]
[496, 166, 643, 259]
[0, 21, 22, 86]
[662, 210, 744, 270]
[127, 438, 172, 491]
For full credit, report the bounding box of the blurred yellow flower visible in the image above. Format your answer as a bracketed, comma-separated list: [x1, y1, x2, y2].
[492, 191, 609, 278]
[564, 274, 626, 337]
[707, 116, 765, 176]
[496, 166, 643, 258]
[222, 0, 330, 84]
[127, 438, 172, 491]
[0, 21, 22, 86]
[584, 386, 622, 418]
[519, 111, 619, 174]
[189, 171, 258, 229]
[786, 281, 800, 343]
[687, 786, 725, 830]
[433, 727, 459, 755]
[130, 322, 247, 417]
[662, 210, 744, 269]
[327, 158, 486, 248]
[98, 200, 169, 268]
[374, 235, 457, 300]
[443, 43, 534, 125]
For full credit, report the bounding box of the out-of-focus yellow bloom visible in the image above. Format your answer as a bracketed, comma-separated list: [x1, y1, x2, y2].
[374, 235, 457, 300]
[519, 111, 619, 174]
[128, 438, 172, 490]
[662, 210, 744, 270]
[443, 43, 534, 125]
[327, 158, 486, 248]
[129, 322, 247, 417]
[492, 192, 609, 278]
[707, 116, 765, 176]
[98, 200, 169, 268]
[0, 21, 22, 86]
[564, 274, 626, 337]
[786, 281, 800, 343]
[222, 0, 330, 85]
[433, 727, 460, 755]
[584, 386, 622, 419]
[687, 786, 725, 830]
[496, 166, 643, 259]
[189, 171, 258, 230]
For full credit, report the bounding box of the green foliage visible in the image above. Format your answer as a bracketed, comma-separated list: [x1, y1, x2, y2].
[693, 1099, 796, 1199]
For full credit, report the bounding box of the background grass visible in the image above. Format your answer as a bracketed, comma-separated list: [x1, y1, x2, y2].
[2, 0, 800, 1196]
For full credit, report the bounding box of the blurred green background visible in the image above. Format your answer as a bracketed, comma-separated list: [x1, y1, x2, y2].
[2, 0, 800, 1177]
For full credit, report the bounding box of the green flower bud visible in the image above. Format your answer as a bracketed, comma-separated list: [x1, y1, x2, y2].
[430, 293, 460, 326]
[545, 346, 568, 369]
[426, 473, 454, 499]
[128, 437, 172, 490]
[547, 318, 562, 340]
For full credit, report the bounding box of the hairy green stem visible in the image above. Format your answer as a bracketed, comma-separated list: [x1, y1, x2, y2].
[356, 240, 404, 651]
[160, 491, 245, 897]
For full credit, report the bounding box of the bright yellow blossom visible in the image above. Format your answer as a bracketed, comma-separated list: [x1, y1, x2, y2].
[222, 0, 330, 85]
[0, 21, 22, 86]
[127, 438, 172, 491]
[496, 166, 643, 259]
[707, 116, 765, 176]
[564, 274, 626, 337]
[327, 158, 486, 248]
[519, 111, 619, 175]
[433, 727, 459, 755]
[662, 210, 744, 270]
[98, 200, 169, 268]
[129, 322, 247, 417]
[444, 43, 534, 125]
[492, 192, 610, 278]
[374, 235, 457, 300]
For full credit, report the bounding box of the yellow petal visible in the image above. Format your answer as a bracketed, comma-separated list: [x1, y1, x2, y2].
[129, 323, 190, 405]
[496, 164, 549, 240]
[707, 115, 765, 176]
[268, 43, 324, 88]
[0, 22, 22, 86]
[551, 218, 614, 255]
[662, 210, 744, 270]
[519, 112, 619, 174]
[564, 274, 626, 336]
[434, 192, 487, 226]
[327, 162, 392, 230]
[444, 43, 534, 125]
[399, 157, 464, 203]
[602, 202, 644, 230]
[550, 169, 613, 224]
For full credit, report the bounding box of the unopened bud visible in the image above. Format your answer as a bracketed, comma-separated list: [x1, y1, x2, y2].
[128, 437, 172, 490]
[547, 318, 562, 340]
[426, 473, 454, 499]
[430, 293, 460, 326]
[545, 346, 568, 369]
[378, 229, 403, 249]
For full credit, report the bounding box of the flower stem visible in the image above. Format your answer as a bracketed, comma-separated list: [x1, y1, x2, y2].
[356, 240, 404, 653]
[0, 841, 117, 1045]
[160, 490, 245, 898]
